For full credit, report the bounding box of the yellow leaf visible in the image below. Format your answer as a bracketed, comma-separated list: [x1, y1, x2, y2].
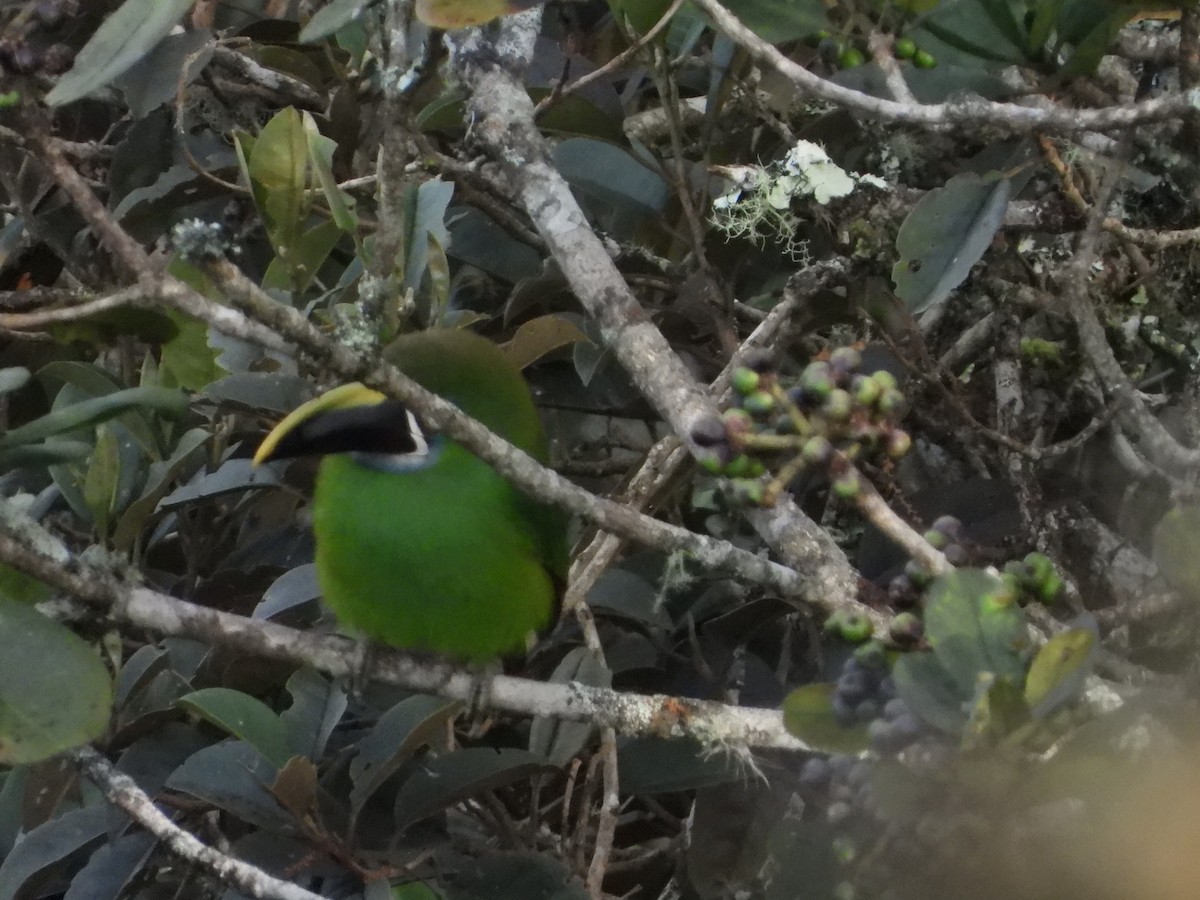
[415, 0, 541, 29]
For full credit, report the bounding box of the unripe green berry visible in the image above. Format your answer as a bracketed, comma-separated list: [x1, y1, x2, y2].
[872, 370, 898, 392]
[877, 387, 905, 415]
[802, 434, 834, 465]
[888, 611, 923, 646]
[913, 49, 937, 68]
[895, 37, 917, 59]
[825, 609, 873, 643]
[924, 529, 948, 550]
[731, 366, 760, 395]
[724, 454, 755, 478]
[829, 346, 862, 373]
[851, 374, 881, 406]
[738, 481, 765, 505]
[823, 389, 853, 422]
[904, 558, 933, 588]
[801, 362, 835, 399]
[699, 453, 725, 475]
[839, 47, 865, 68]
[887, 429, 912, 459]
[833, 470, 861, 500]
[743, 390, 776, 416]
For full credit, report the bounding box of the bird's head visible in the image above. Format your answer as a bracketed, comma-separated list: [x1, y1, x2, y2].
[253, 383, 435, 470]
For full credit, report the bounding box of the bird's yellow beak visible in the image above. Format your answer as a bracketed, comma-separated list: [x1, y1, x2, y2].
[253, 383, 388, 465]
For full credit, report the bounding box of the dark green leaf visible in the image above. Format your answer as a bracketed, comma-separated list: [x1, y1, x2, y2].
[893, 173, 1011, 313]
[393, 748, 556, 830]
[617, 737, 739, 794]
[64, 830, 156, 900]
[45, 0, 194, 106]
[0, 387, 186, 451]
[255, 564, 322, 620]
[280, 668, 347, 761]
[300, 0, 374, 42]
[529, 647, 611, 766]
[166, 741, 290, 829]
[715, 0, 827, 44]
[0, 806, 111, 898]
[350, 695, 461, 823]
[177, 688, 295, 767]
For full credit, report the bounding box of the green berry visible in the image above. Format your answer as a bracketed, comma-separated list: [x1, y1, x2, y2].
[913, 49, 936, 69]
[826, 610, 873, 643]
[724, 454, 755, 478]
[871, 370, 898, 392]
[924, 529, 948, 550]
[851, 374, 881, 406]
[895, 37, 917, 59]
[738, 481, 766, 505]
[823, 389, 853, 422]
[743, 390, 776, 416]
[832, 470, 861, 500]
[877, 387, 905, 415]
[887, 429, 912, 459]
[1036, 572, 1065, 604]
[721, 408, 754, 437]
[800, 362, 834, 400]
[699, 453, 725, 475]
[839, 47, 865, 69]
[888, 611, 923, 646]
[904, 558, 933, 588]
[731, 366, 760, 395]
[802, 435, 834, 465]
[829, 346, 862, 374]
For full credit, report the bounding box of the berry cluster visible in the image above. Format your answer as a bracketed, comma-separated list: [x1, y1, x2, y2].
[830, 649, 894, 730]
[0, 0, 77, 81]
[807, 31, 937, 70]
[694, 348, 910, 506]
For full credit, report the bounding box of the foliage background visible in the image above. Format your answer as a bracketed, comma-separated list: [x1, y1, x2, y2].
[2, 0, 1200, 898]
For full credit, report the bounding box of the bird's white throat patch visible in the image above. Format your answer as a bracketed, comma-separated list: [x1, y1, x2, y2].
[350, 409, 442, 473]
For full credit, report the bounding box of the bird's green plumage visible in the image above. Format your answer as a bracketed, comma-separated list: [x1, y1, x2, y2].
[258, 329, 567, 661]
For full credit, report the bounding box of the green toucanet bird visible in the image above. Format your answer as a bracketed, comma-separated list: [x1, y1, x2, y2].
[253, 328, 568, 661]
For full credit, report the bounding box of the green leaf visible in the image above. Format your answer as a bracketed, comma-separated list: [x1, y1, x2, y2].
[893, 172, 1011, 313]
[393, 748, 556, 830]
[0, 564, 51, 604]
[176, 688, 295, 767]
[82, 425, 121, 536]
[922, 568, 1028, 692]
[529, 647, 611, 766]
[0, 368, 30, 395]
[715, 0, 827, 44]
[111, 427, 209, 552]
[0, 598, 113, 764]
[1154, 503, 1200, 601]
[0, 387, 186, 451]
[608, 0, 675, 35]
[237, 107, 309, 267]
[892, 652, 969, 735]
[349, 695, 461, 826]
[280, 668, 347, 761]
[45, 0, 194, 106]
[160, 312, 225, 391]
[304, 112, 357, 234]
[781, 683, 869, 753]
[262, 218, 343, 293]
[964, 676, 1030, 746]
[1024, 625, 1097, 717]
[300, 0, 374, 43]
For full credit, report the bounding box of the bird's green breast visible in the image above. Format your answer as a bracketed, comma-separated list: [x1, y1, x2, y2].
[312, 443, 559, 660]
